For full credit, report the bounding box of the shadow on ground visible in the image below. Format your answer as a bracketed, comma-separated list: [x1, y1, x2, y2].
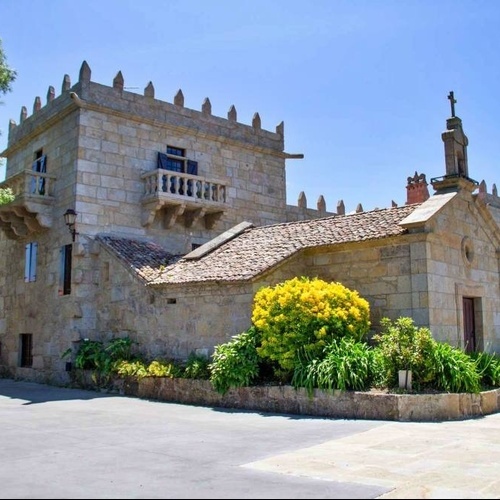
[0, 378, 115, 405]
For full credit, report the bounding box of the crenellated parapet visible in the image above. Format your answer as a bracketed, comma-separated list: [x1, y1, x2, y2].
[285, 188, 404, 221]
[476, 179, 500, 228]
[286, 191, 367, 221]
[477, 179, 500, 207]
[4, 60, 294, 157]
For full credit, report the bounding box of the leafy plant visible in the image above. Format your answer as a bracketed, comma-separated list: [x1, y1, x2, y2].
[253, 277, 371, 372]
[431, 342, 481, 393]
[0, 187, 15, 205]
[0, 39, 17, 97]
[115, 360, 148, 379]
[469, 351, 500, 388]
[73, 339, 106, 371]
[372, 317, 436, 389]
[115, 359, 182, 379]
[209, 327, 261, 395]
[369, 347, 387, 389]
[183, 352, 211, 380]
[105, 337, 137, 363]
[147, 359, 183, 378]
[64, 337, 141, 388]
[292, 338, 374, 395]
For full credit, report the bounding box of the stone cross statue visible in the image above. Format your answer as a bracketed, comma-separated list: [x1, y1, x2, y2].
[448, 91, 457, 117]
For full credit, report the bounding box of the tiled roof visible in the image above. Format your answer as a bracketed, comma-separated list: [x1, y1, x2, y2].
[96, 235, 181, 283]
[153, 204, 421, 285]
[97, 204, 420, 286]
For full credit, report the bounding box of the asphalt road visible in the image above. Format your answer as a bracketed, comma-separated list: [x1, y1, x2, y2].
[1, 379, 499, 499]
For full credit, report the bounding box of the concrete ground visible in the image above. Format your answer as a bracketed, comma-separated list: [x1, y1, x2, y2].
[0, 379, 499, 499]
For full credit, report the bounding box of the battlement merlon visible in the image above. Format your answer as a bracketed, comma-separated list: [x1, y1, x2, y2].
[3, 61, 304, 161]
[477, 180, 500, 208]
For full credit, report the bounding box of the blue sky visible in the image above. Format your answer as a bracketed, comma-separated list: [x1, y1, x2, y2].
[1, 0, 499, 212]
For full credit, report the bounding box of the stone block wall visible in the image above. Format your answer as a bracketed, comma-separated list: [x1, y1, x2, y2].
[93, 244, 257, 360]
[123, 377, 500, 422]
[424, 191, 500, 351]
[300, 240, 417, 331]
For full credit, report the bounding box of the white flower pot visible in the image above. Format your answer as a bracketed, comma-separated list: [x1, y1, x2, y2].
[398, 369, 412, 390]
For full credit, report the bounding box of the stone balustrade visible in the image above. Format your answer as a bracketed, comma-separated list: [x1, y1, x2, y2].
[1, 169, 56, 198]
[142, 169, 227, 204]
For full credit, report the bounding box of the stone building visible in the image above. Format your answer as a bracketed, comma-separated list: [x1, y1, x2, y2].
[0, 64, 499, 384]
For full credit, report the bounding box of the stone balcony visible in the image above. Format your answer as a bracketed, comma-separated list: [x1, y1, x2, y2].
[0, 170, 56, 239]
[141, 169, 228, 229]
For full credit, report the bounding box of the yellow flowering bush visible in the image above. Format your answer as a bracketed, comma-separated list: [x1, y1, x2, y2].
[253, 277, 370, 371]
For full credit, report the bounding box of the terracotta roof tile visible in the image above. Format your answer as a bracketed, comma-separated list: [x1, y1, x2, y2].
[96, 235, 181, 283]
[97, 205, 420, 286]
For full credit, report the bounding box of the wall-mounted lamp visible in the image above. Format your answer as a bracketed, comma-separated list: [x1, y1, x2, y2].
[63, 208, 78, 242]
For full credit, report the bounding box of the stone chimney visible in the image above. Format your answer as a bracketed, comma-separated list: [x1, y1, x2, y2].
[406, 172, 430, 204]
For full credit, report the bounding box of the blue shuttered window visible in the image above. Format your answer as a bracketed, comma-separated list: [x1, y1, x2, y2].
[157, 148, 198, 175]
[24, 242, 38, 282]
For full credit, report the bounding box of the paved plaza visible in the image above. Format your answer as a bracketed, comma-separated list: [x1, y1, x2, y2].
[0, 379, 499, 499]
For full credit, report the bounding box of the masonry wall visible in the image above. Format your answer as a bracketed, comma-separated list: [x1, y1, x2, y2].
[70, 78, 291, 254]
[0, 98, 86, 384]
[90, 237, 418, 363]
[91, 245, 255, 360]
[423, 191, 500, 352]
[0, 63, 299, 381]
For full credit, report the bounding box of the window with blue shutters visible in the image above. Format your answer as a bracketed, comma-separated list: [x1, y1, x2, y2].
[157, 146, 198, 175]
[157, 146, 198, 196]
[24, 242, 38, 282]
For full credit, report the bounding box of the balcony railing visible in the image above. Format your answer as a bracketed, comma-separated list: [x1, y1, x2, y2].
[0, 169, 56, 239]
[141, 169, 228, 228]
[2, 169, 56, 198]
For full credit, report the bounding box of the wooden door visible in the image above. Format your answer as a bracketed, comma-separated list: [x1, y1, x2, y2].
[463, 298, 475, 353]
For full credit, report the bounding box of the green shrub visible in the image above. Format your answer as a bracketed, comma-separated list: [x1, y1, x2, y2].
[431, 342, 481, 393]
[105, 337, 137, 363]
[0, 187, 15, 205]
[146, 359, 183, 378]
[209, 327, 261, 395]
[369, 347, 388, 389]
[252, 277, 371, 372]
[469, 351, 500, 388]
[116, 360, 148, 379]
[183, 352, 211, 380]
[372, 317, 436, 389]
[292, 337, 374, 395]
[73, 339, 106, 371]
[116, 359, 182, 379]
[70, 337, 138, 373]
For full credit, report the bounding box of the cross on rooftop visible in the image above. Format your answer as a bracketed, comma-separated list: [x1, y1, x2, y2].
[448, 91, 457, 117]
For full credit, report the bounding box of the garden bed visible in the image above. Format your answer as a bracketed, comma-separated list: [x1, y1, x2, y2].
[114, 376, 500, 422]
